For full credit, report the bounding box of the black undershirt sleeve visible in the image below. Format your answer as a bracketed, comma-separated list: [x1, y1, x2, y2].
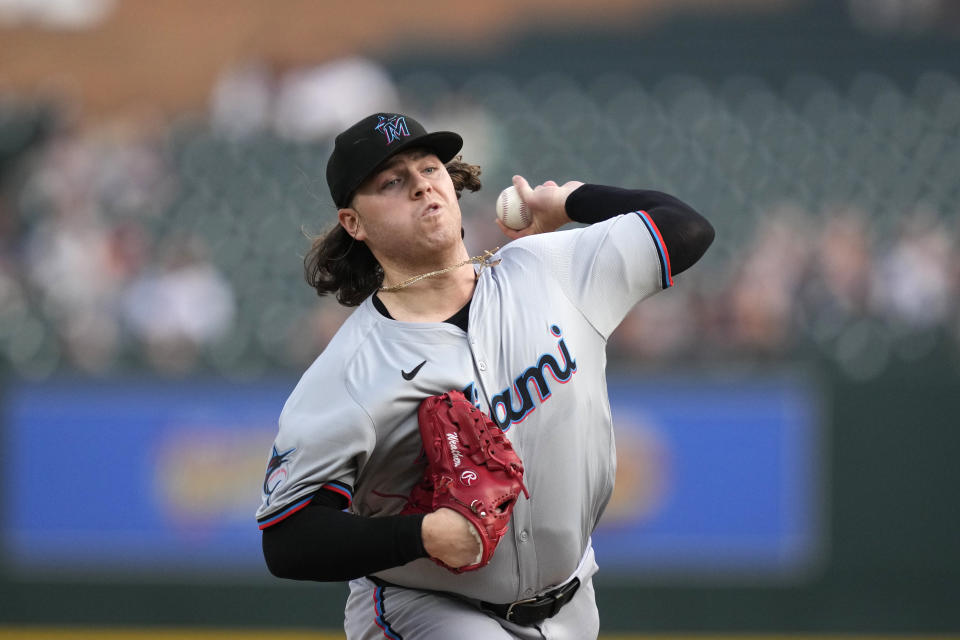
[565, 184, 715, 275]
[262, 489, 428, 582]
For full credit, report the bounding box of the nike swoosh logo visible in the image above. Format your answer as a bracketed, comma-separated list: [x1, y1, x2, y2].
[401, 360, 427, 381]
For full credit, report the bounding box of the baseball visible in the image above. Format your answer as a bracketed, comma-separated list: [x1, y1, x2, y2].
[496, 185, 531, 230]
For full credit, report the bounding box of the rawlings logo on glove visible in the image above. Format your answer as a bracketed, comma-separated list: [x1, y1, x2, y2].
[402, 390, 529, 573]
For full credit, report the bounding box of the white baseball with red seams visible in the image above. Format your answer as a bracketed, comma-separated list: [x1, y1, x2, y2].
[496, 185, 531, 230]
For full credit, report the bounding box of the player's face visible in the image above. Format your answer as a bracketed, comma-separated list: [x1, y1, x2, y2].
[341, 149, 463, 265]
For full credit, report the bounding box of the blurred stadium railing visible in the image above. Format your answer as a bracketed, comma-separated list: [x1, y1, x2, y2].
[1, 69, 958, 380]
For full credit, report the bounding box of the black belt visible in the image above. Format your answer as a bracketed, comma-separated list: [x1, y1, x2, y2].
[367, 576, 581, 627]
[480, 577, 581, 626]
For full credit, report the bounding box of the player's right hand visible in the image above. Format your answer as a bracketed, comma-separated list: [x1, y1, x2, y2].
[421, 507, 484, 569]
[497, 175, 583, 240]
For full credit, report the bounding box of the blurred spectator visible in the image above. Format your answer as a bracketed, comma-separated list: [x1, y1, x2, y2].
[727, 206, 812, 355]
[121, 234, 235, 374]
[796, 206, 875, 349]
[872, 208, 954, 329]
[210, 56, 401, 141]
[814, 207, 874, 316]
[271, 57, 398, 141]
[210, 61, 276, 140]
[24, 211, 120, 372]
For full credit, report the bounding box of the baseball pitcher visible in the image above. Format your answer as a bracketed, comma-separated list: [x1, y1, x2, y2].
[256, 112, 715, 639]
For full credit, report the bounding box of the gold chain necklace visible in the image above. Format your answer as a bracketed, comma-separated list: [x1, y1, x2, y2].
[379, 248, 501, 292]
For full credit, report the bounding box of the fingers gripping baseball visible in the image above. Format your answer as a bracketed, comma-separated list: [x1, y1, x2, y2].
[496, 175, 583, 240]
[421, 508, 483, 569]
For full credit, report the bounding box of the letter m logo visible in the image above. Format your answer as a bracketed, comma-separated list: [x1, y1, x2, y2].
[374, 115, 411, 144]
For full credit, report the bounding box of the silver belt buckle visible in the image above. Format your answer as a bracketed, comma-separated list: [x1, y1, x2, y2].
[504, 596, 539, 622]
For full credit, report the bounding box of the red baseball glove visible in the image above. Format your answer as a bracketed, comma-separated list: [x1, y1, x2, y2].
[402, 390, 529, 573]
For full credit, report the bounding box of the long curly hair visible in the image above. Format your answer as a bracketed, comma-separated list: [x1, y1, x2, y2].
[303, 156, 482, 306]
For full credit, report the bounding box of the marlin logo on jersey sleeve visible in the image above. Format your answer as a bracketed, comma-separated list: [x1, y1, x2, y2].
[374, 115, 411, 144]
[490, 324, 577, 430]
[262, 445, 296, 505]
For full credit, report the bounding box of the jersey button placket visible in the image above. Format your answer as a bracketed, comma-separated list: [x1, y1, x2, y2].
[468, 335, 490, 381]
[512, 505, 537, 598]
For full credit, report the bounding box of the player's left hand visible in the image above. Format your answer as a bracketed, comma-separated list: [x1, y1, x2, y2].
[421, 507, 484, 569]
[496, 175, 584, 240]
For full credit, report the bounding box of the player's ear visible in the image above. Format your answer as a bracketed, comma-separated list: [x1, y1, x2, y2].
[338, 208, 366, 241]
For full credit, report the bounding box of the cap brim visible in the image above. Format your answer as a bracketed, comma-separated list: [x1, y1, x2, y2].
[341, 131, 463, 207]
[405, 131, 464, 164]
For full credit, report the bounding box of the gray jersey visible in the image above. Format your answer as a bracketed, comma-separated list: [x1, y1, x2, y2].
[256, 210, 671, 604]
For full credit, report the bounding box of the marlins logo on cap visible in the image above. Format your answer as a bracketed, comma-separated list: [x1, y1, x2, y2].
[374, 115, 411, 144]
[326, 112, 463, 207]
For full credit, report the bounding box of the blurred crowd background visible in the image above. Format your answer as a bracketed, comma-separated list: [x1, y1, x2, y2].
[5, 68, 960, 382]
[2, 0, 960, 637]
[2, 0, 959, 382]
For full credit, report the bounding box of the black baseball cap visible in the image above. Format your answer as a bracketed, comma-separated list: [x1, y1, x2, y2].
[326, 112, 463, 208]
